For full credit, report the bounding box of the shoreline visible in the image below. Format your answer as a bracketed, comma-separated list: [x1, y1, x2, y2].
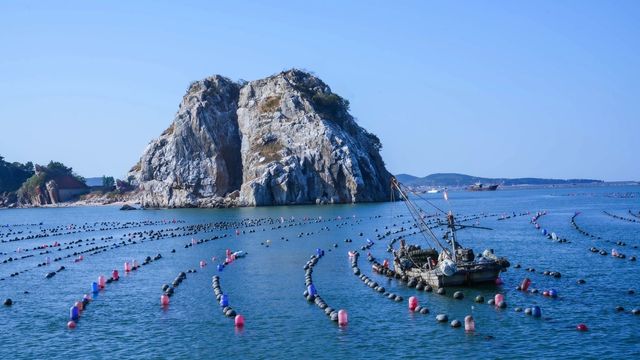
[1, 182, 637, 210]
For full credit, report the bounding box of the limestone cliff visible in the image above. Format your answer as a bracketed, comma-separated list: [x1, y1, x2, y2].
[130, 69, 394, 207]
[131, 76, 242, 207]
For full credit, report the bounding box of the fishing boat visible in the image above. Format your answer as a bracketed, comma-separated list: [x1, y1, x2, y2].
[390, 178, 510, 288]
[468, 183, 499, 191]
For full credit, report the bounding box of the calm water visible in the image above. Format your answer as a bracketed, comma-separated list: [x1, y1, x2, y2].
[0, 186, 639, 359]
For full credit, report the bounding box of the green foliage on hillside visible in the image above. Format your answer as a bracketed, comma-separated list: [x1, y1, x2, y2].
[46, 161, 85, 183]
[17, 161, 85, 198]
[0, 155, 34, 193]
[311, 92, 350, 120]
[102, 176, 115, 188]
[17, 172, 46, 198]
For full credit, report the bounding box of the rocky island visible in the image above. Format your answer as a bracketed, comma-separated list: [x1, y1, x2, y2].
[128, 69, 394, 208]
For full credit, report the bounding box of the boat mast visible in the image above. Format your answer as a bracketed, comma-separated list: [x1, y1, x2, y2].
[447, 211, 457, 262]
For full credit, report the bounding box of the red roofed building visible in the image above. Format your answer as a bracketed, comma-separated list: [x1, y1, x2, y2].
[53, 175, 89, 202]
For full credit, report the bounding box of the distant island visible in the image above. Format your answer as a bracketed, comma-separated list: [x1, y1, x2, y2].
[395, 173, 605, 188]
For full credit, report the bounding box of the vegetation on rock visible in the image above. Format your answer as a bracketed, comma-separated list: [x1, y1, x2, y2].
[259, 95, 281, 114]
[0, 155, 34, 193]
[17, 161, 85, 200]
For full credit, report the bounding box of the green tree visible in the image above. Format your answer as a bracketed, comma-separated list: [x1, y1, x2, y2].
[46, 161, 73, 176]
[0, 156, 35, 193]
[102, 176, 115, 188]
[45, 161, 84, 182]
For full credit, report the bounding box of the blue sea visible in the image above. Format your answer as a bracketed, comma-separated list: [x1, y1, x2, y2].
[0, 186, 638, 359]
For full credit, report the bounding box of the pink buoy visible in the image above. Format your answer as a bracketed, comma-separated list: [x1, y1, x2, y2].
[74, 301, 83, 312]
[576, 323, 588, 331]
[383, 259, 389, 268]
[408, 296, 418, 311]
[161, 294, 170, 306]
[495, 277, 503, 285]
[191, 238, 197, 245]
[112, 270, 119, 281]
[235, 230, 240, 235]
[235, 314, 245, 327]
[494, 294, 504, 305]
[520, 277, 531, 292]
[133, 260, 139, 268]
[98, 275, 106, 289]
[338, 309, 348, 326]
[200, 260, 206, 267]
[464, 315, 475, 332]
[67, 320, 76, 329]
[124, 262, 131, 272]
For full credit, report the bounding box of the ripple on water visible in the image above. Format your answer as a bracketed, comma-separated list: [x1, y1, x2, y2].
[0, 187, 639, 359]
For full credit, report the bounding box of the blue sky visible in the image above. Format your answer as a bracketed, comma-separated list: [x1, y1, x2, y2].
[0, 1, 638, 181]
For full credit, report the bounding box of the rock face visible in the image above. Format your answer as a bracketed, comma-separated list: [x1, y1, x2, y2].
[0, 192, 17, 208]
[130, 69, 394, 207]
[131, 76, 242, 207]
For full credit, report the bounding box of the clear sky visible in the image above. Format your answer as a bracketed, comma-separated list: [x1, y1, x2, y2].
[1, 1, 638, 181]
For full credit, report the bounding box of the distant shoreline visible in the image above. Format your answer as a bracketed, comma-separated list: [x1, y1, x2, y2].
[406, 181, 638, 191]
[393, 172, 639, 188]
[1, 182, 638, 210]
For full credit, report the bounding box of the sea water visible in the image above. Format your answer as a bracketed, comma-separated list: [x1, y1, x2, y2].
[0, 186, 638, 359]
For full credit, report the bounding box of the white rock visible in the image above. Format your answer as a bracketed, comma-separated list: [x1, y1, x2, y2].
[129, 69, 393, 207]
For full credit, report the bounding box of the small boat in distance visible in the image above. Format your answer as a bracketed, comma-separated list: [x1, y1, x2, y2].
[426, 188, 440, 194]
[468, 183, 499, 191]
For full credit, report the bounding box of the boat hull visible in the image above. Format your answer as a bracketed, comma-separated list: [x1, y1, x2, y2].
[396, 261, 502, 288]
[468, 184, 499, 191]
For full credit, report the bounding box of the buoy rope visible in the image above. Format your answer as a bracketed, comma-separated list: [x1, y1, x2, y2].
[603, 210, 640, 224]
